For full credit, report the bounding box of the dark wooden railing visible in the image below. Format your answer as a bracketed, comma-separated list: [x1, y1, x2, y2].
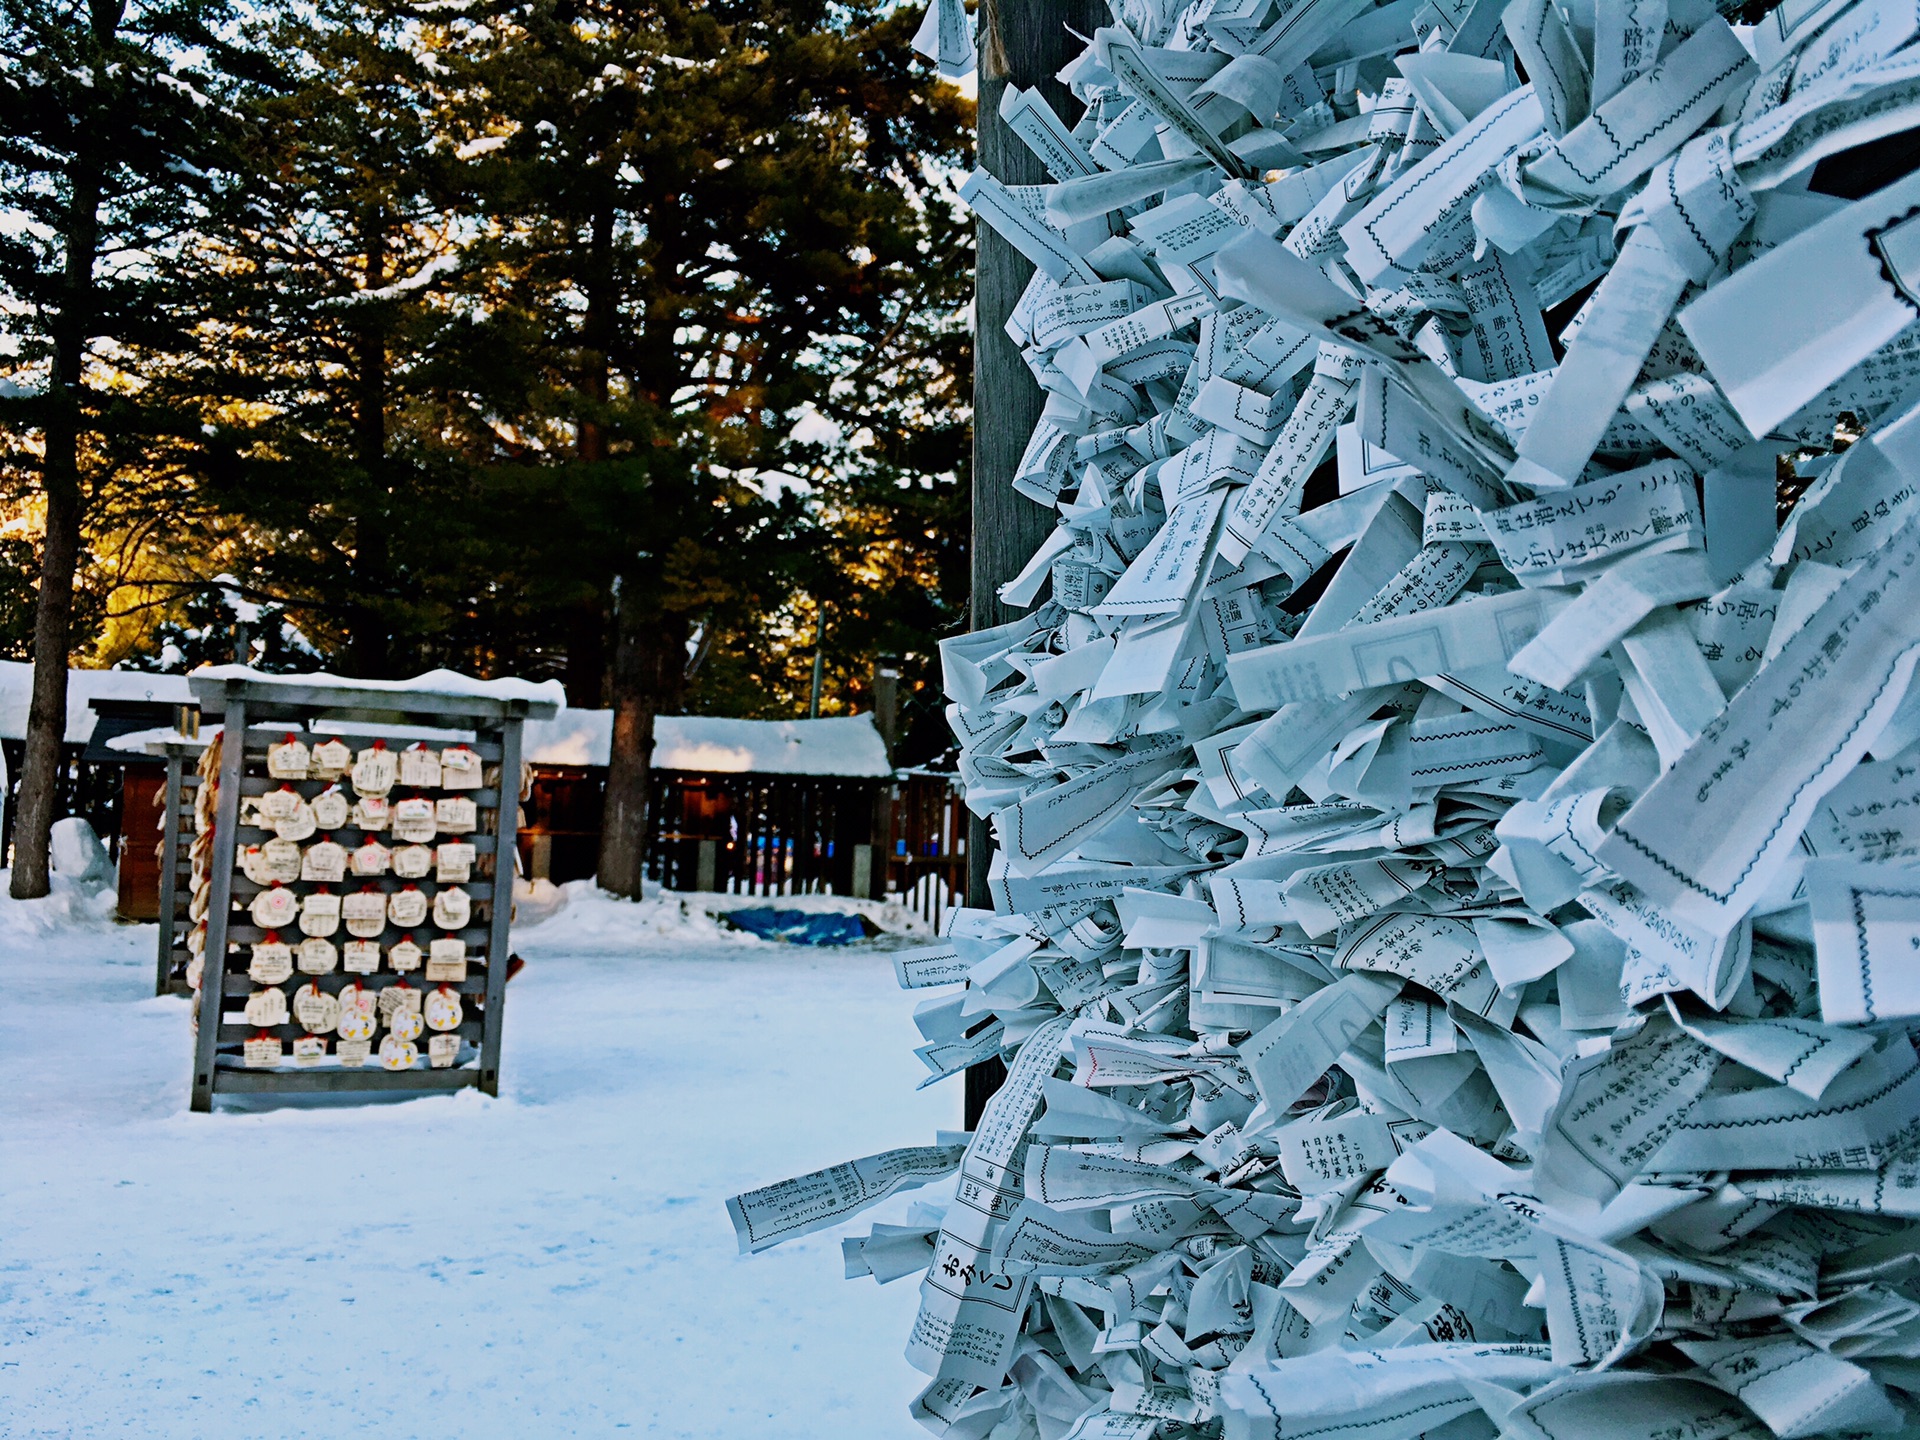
[518, 764, 968, 919]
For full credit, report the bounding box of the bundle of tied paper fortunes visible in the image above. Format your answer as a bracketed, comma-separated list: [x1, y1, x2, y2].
[729, 0, 1920, 1435]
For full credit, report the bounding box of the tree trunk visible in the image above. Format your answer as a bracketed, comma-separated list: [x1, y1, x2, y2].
[577, 200, 615, 465]
[346, 208, 393, 677]
[597, 596, 686, 897]
[564, 205, 614, 711]
[564, 595, 607, 708]
[12, 438, 83, 899]
[577, 196, 676, 898]
[11, 59, 109, 897]
[964, 0, 1107, 1122]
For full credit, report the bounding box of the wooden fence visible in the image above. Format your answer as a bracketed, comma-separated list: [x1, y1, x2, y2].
[518, 765, 968, 921]
[885, 772, 968, 929]
[646, 772, 881, 897]
[8, 748, 973, 929]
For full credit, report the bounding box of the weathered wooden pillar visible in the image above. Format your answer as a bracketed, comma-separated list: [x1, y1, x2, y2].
[965, 0, 1107, 1128]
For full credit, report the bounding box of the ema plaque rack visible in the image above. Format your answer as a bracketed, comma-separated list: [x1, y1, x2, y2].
[184, 671, 559, 1112]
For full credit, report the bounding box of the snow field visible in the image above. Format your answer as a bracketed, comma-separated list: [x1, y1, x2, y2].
[0, 882, 951, 1438]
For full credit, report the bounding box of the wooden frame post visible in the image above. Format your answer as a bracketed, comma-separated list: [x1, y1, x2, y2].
[190, 686, 246, 1113]
[477, 705, 526, 1097]
[154, 749, 184, 996]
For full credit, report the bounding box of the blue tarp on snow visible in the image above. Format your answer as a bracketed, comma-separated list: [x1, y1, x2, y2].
[720, 907, 868, 946]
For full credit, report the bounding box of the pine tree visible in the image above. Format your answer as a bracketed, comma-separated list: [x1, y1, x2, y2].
[0, 0, 976, 900]
[438, 0, 973, 895]
[0, 0, 256, 896]
[187, 0, 486, 677]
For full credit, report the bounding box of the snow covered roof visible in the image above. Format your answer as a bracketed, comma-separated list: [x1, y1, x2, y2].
[524, 711, 893, 777]
[0, 661, 888, 777]
[0, 661, 195, 744]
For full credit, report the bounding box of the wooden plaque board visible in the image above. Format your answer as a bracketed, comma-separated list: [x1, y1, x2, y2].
[183, 675, 556, 1112]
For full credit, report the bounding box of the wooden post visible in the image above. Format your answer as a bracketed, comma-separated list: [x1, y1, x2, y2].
[872, 659, 900, 758]
[871, 658, 899, 901]
[965, 0, 1108, 1129]
[479, 707, 527, 1097]
[190, 687, 246, 1113]
[696, 838, 718, 894]
[154, 750, 183, 996]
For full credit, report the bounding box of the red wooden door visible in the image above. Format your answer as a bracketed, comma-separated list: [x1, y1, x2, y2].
[117, 768, 166, 921]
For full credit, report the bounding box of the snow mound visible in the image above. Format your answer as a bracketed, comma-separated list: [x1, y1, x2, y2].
[510, 881, 752, 954]
[0, 867, 123, 933]
[51, 816, 111, 892]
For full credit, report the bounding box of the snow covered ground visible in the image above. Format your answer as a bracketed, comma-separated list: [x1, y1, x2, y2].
[0, 880, 956, 1438]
